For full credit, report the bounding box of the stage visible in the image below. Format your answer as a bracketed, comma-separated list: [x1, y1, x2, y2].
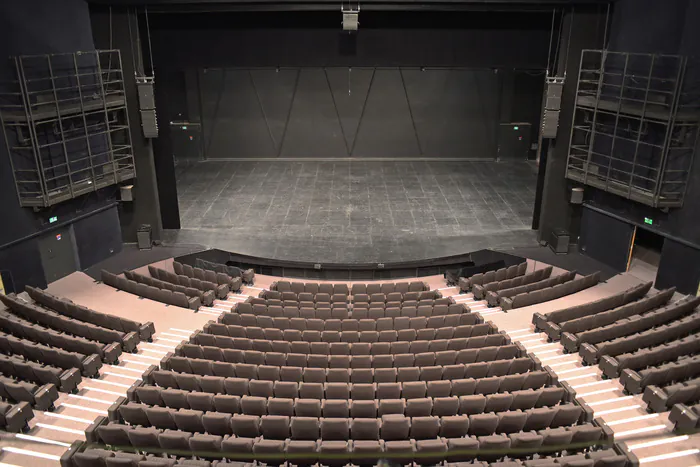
[169, 159, 539, 263]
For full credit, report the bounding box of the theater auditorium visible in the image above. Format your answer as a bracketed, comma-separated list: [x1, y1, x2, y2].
[0, 0, 699, 466]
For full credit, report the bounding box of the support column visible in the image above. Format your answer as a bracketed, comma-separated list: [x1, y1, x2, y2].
[90, 6, 163, 242]
[536, 6, 607, 244]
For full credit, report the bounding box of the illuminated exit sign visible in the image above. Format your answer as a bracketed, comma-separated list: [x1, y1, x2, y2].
[49, 216, 58, 223]
[644, 217, 653, 225]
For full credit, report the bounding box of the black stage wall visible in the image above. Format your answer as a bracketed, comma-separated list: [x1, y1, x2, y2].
[150, 11, 552, 163]
[0, 0, 124, 292]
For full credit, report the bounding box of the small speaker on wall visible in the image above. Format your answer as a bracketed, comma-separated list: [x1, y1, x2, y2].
[570, 187, 584, 205]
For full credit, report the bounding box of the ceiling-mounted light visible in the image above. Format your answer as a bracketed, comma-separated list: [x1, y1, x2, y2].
[341, 2, 359, 31]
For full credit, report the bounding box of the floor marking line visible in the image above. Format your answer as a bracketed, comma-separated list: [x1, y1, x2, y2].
[638, 449, 699, 463]
[627, 435, 689, 451]
[595, 405, 642, 416]
[90, 378, 133, 388]
[560, 372, 600, 382]
[0, 447, 61, 461]
[607, 414, 661, 427]
[102, 371, 140, 380]
[556, 366, 590, 374]
[586, 395, 635, 406]
[59, 403, 109, 415]
[572, 379, 614, 389]
[82, 387, 124, 397]
[161, 332, 191, 338]
[154, 337, 183, 343]
[507, 328, 533, 334]
[142, 342, 176, 349]
[122, 358, 155, 366]
[67, 394, 115, 405]
[170, 328, 195, 333]
[541, 353, 576, 362]
[39, 411, 94, 424]
[14, 434, 71, 448]
[526, 343, 558, 350]
[578, 388, 619, 397]
[34, 423, 86, 436]
[547, 359, 580, 368]
[104, 365, 144, 374]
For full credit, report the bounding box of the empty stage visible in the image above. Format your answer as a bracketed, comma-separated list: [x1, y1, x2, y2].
[167, 160, 538, 262]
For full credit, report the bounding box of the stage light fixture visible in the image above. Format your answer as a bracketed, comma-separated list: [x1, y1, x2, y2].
[341, 3, 359, 31]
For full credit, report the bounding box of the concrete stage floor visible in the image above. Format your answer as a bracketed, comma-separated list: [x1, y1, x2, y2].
[169, 160, 539, 263]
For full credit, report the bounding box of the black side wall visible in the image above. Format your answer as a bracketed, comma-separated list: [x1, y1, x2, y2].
[0, 0, 123, 292]
[539, 0, 700, 247]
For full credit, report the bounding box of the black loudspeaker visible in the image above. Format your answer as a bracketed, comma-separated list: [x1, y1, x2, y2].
[549, 228, 570, 254]
[571, 187, 584, 204]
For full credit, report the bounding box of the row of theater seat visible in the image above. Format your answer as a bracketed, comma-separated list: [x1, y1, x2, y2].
[80, 422, 608, 465]
[219, 310, 480, 330]
[0, 400, 32, 432]
[177, 259, 255, 284]
[457, 262, 529, 293]
[269, 280, 429, 295]
[191, 333, 511, 355]
[1, 292, 139, 352]
[669, 401, 700, 432]
[143, 368, 555, 398]
[0, 307, 121, 363]
[643, 374, 700, 413]
[26, 285, 155, 341]
[0, 374, 58, 411]
[0, 331, 101, 377]
[162, 357, 546, 386]
[142, 266, 229, 299]
[561, 291, 691, 354]
[578, 308, 700, 366]
[110, 403, 590, 439]
[485, 271, 577, 308]
[257, 290, 442, 303]
[599, 333, 700, 379]
[103, 270, 202, 310]
[139, 268, 218, 306]
[501, 273, 600, 311]
[200, 318, 496, 347]
[202, 322, 494, 342]
[620, 354, 700, 395]
[546, 287, 672, 343]
[473, 268, 552, 300]
[160, 264, 242, 294]
[0, 352, 81, 393]
[65, 445, 627, 467]
[236, 303, 463, 320]
[177, 344, 527, 370]
[533, 282, 653, 340]
[129, 385, 570, 417]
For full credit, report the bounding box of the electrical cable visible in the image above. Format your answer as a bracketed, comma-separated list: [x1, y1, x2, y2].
[145, 5, 155, 76]
[552, 8, 564, 75]
[546, 9, 555, 76]
[126, 7, 137, 75]
[602, 3, 610, 50]
[563, 6, 575, 76]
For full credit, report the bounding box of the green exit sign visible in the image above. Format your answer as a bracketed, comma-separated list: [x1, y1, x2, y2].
[49, 216, 58, 224]
[644, 217, 653, 225]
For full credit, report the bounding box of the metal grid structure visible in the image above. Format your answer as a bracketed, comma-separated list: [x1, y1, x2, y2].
[0, 50, 135, 208]
[566, 49, 700, 208]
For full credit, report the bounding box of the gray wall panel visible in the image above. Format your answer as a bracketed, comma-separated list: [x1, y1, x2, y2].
[402, 69, 499, 158]
[279, 68, 348, 158]
[200, 67, 507, 160]
[351, 69, 421, 158]
[201, 69, 278, 158]
[326, 67, 374, 153]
